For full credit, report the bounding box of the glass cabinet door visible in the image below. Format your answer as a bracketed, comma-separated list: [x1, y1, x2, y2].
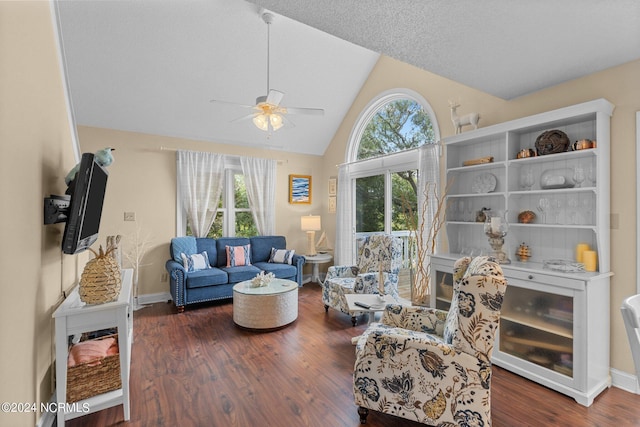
[499, 286, 574, 378]
[434, 270, 453, 311]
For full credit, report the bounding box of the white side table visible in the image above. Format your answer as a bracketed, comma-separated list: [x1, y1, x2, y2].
[53, 269, 133, 426]
[344, 293, 398, 324]
[303, 253, 333, 284]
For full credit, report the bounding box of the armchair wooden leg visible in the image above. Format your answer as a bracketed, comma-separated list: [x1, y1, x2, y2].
[176, 305, 185, 313]
[351, 316, 357, 327]
[357, 406, 369, 424]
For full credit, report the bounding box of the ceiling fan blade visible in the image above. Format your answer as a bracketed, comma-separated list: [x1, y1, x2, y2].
[266, 89, 284, 106]
[282, 106, 325, 116]
[281, 114, 296, 129]
[210, 98, 256, 109]
[229, 113, 257, 123]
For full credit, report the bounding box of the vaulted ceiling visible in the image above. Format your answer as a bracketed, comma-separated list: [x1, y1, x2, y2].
[55, 0, 640, 156]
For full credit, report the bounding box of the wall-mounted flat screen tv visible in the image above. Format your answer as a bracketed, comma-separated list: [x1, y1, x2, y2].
[62, 153, 109, 254]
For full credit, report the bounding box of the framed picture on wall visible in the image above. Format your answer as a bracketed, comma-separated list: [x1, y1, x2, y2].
[328, 177, 337, 196]
[328, 196, 336, 214]
[289, 174, 312, 204]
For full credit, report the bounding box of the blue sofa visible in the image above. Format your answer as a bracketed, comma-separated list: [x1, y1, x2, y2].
[165, 235, 305, 312]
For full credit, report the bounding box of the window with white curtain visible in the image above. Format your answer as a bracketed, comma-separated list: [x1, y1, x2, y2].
[183, 168, 258, 238]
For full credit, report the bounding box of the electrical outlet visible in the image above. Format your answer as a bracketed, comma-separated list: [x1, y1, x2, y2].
[124, 212, 136, 221]
[161, 273, 168, 282]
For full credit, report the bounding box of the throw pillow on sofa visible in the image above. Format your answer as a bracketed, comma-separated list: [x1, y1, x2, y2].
[226, 244, 251, 267]
[181, 251, 211, 272]
[269, 248, 295, 265]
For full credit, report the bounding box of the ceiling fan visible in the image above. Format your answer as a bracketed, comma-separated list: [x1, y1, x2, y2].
[210, 11, 324, 132]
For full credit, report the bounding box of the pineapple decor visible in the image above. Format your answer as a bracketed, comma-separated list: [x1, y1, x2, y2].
[516, 242, 531, 262]
[79, 244, 122, 304]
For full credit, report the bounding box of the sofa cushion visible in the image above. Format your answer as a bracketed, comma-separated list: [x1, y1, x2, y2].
[171, 236, 197, 263]
[181, 251, 211, 272]
[226, 244, 251, 267]
[253, 261, 296, 280]
[222, 265, 261, 284]
[269, 248, 295, 265]
[186, 267, 228, 289]
[216, 237, 251, 267]
[250, 236, 286, 263]
[196, 238, 217, 267]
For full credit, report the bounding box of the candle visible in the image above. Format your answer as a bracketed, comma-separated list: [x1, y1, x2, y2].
[583, 250, 597, 272]
[575, 243, 590, 263]
[491, 216, 500, 234]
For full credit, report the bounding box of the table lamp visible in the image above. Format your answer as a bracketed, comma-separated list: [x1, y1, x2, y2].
[301, 215, 321, 256]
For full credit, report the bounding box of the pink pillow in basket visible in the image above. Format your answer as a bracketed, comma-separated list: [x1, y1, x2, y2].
[67, 337, 117, 368]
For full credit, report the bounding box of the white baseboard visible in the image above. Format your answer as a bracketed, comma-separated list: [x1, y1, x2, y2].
[610, 368, 639, 394]
[138, 291, 172, 305]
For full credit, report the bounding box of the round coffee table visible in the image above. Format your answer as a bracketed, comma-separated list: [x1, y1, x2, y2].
[232, 278, 298, 329]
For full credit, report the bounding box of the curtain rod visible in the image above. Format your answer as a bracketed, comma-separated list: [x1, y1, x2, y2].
[159, 146, 287, 164]
[334, 142, 441, 168]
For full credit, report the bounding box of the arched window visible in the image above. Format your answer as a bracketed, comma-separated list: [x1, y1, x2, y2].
[356, 98, 436, 160]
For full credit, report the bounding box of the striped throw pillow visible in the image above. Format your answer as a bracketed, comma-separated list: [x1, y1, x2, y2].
[226, 244, 251, 267]
[181, 251, 211, 272]
[269, 248, 295, 265]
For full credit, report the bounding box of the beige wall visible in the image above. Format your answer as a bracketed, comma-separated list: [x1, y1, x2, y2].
[321, 55, 640, 377]
[0, 2, 85, 426]
[78, 127, 325, 295]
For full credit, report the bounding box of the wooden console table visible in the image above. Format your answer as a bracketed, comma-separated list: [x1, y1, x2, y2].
[53, 269, 133, 425]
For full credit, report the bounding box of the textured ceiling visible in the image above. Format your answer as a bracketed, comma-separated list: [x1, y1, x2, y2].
[250, 0, 640, 99]
[56, 0, 640, 156]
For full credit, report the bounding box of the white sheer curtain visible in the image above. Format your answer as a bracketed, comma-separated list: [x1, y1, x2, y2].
[334, 164, 354, 265]
[240, 156, 276, 235]
[176, 150, 225, 237]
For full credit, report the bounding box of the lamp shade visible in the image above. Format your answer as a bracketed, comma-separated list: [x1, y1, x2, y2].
[300, 215, 321, 231]
[270, 113, 284, 130]
[253, 114, 269, 131]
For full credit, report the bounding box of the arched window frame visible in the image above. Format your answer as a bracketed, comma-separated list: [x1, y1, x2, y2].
[347, 88, 440, 166]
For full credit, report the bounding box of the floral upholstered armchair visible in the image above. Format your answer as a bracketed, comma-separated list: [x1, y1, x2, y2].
[322, 234, 403, 326]
[353, 256, 507, 426]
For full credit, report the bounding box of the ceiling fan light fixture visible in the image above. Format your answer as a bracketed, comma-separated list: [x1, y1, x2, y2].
[270, 113, 283, 130]
[253, 114, 269, 131]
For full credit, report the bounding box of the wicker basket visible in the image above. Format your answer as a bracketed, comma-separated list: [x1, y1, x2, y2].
[79, 246, 122, 304]
[66, 335, 121, 403]
[535, 129, 570, 155]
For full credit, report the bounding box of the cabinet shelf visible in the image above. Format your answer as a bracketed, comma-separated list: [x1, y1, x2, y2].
[509, 223, 595, 231]
[501, 314, 572, 339]
[507, 149, 596, 166]
[509, 187, 595, 197]
[501, 335, 573, 354]
[448, 161, 506, 173]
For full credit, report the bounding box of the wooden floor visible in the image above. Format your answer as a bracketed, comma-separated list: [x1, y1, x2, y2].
[67, 284, 640, 427]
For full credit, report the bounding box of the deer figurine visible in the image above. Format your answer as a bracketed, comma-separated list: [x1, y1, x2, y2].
[449, 101, 480, 134]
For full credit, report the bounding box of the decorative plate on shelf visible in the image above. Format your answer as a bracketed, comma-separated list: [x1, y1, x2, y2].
[471, 173, 497, 193]
[543, 259, 585, 272]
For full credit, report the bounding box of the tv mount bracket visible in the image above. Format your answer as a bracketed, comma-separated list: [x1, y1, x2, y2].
[43, 195, 71, 224]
